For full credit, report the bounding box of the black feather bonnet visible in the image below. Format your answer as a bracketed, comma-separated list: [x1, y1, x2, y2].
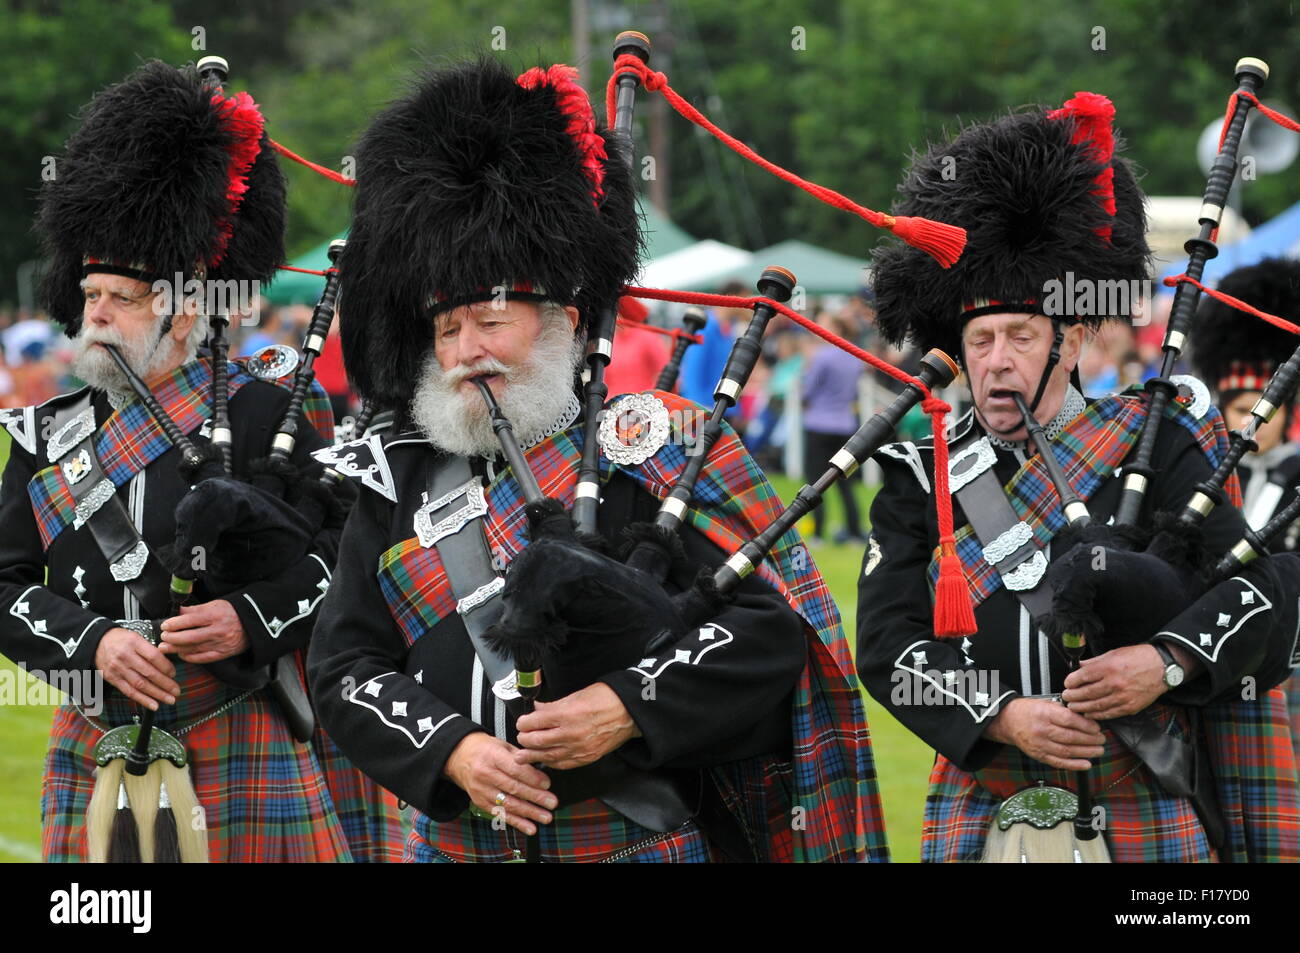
[339, 57, 642, 408]
[37, 59, 287, 335]
[871, 92, 1150, 360]
[1192, 256, 1300, 395]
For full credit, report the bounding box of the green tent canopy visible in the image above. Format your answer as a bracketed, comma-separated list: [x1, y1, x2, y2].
[262, 197, 693, 306]
[731, 239, 869, 296]
[639, 198, 694, 258]
[261, 233, 341, 306]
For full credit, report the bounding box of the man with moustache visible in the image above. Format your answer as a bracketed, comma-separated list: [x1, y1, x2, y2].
[308, 57, 887, 863]
[857, 95, 1299, 862]
[0, 60, 400, 862]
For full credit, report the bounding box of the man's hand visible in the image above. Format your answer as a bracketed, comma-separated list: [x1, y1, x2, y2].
[94, 627, 179, 711]
[444, 732, 557, 836]
[1062, 645, 1170, 720]
[159, 599, 249, 664]
[514, 682, 642, 770]
[983, 697, 1105, 770]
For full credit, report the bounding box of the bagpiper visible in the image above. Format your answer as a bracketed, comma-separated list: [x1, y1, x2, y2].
[0, 58, 401, 862]
[307, 55, 886, 862]
[857, 93, 1299, 861]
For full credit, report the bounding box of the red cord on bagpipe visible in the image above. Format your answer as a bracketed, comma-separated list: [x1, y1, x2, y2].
[1218, 89, 1300, 151]
[626, 283, 976, 636]
[627, 286, 929, 389]
[606, 56, 966, 269]
[269, 140, 356, 186]
[615, 317, 702, 345]
[1164, 274, 1300, 337]
[277, 265, 339, 277]
[267, 62, 967, 270]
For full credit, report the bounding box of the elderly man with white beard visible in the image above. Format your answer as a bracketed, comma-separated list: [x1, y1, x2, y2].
[0, 59, 401, 862]
[307, 57, 888, 863]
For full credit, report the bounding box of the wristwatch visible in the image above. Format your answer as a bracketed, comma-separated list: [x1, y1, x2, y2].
[1152, 641, 1185, 689]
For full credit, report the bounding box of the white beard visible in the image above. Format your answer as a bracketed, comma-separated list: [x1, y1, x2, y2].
[410, 317, 585, 458]
[70, 322, 172, 396]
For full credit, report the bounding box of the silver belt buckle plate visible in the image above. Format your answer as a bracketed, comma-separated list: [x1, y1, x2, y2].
[414, 478, 488, 548]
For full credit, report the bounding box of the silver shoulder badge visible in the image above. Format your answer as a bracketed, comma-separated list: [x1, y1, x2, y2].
[312, 434, 397, 502]
[246, 344, 300, 381]
[1170, 374, 1211, 421]
[599, 392, 671, 466]
[878, 441, 931, 493]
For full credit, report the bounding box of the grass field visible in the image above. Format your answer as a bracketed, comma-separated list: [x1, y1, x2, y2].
[0, 430, 934, 862]
[767, 474, 934, 862]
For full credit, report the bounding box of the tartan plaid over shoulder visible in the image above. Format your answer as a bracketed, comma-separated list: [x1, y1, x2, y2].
[926, 392, 1240, 604]
[26, 359, 334, 549]
[609, 390, 887, 863]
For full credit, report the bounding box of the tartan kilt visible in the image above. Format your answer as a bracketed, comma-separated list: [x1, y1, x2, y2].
[311, 728, 405, 863]
[41, 691, 352, 863]
[406, 800, 716, 863]
[710, 756, 797, 863]
[922, 704, 1214, 863]
[293, 642, 403, 864]
[1202, 688, 1300, 863]
[1285, 673, 1300, 770]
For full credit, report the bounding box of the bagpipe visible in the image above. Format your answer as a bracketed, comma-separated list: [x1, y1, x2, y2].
[474, 36, 974, 721]
[1112, 57, 1270, 528]
[86, 55, 356, 863]
[1045, 57, 1300, 656]
[654, 306, 708, 392]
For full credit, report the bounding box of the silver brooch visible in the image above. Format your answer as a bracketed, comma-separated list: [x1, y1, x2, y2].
[983, 522, 1033, 565]
[246, 344, 300, 381]
[61, 448, 93, 485]
[1001, 550, 1048, 591]
[72, 479, 116, 530]
[456, 577, 504, 615]
[413, 478, 487, 548]
[598, 392, 670, 466]
[1170, 375, 1211, 421]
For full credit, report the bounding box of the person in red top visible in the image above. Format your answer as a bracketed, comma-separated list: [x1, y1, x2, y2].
[604, 297, 669, 397]
[313, 314, 353, 422]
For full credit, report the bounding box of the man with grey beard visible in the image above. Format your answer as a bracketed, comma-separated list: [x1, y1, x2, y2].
[307, 56, 886, 864]
[410, 300, 586, 460]
[0, 58, 401, 862]
[68, 276, 208, 396]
